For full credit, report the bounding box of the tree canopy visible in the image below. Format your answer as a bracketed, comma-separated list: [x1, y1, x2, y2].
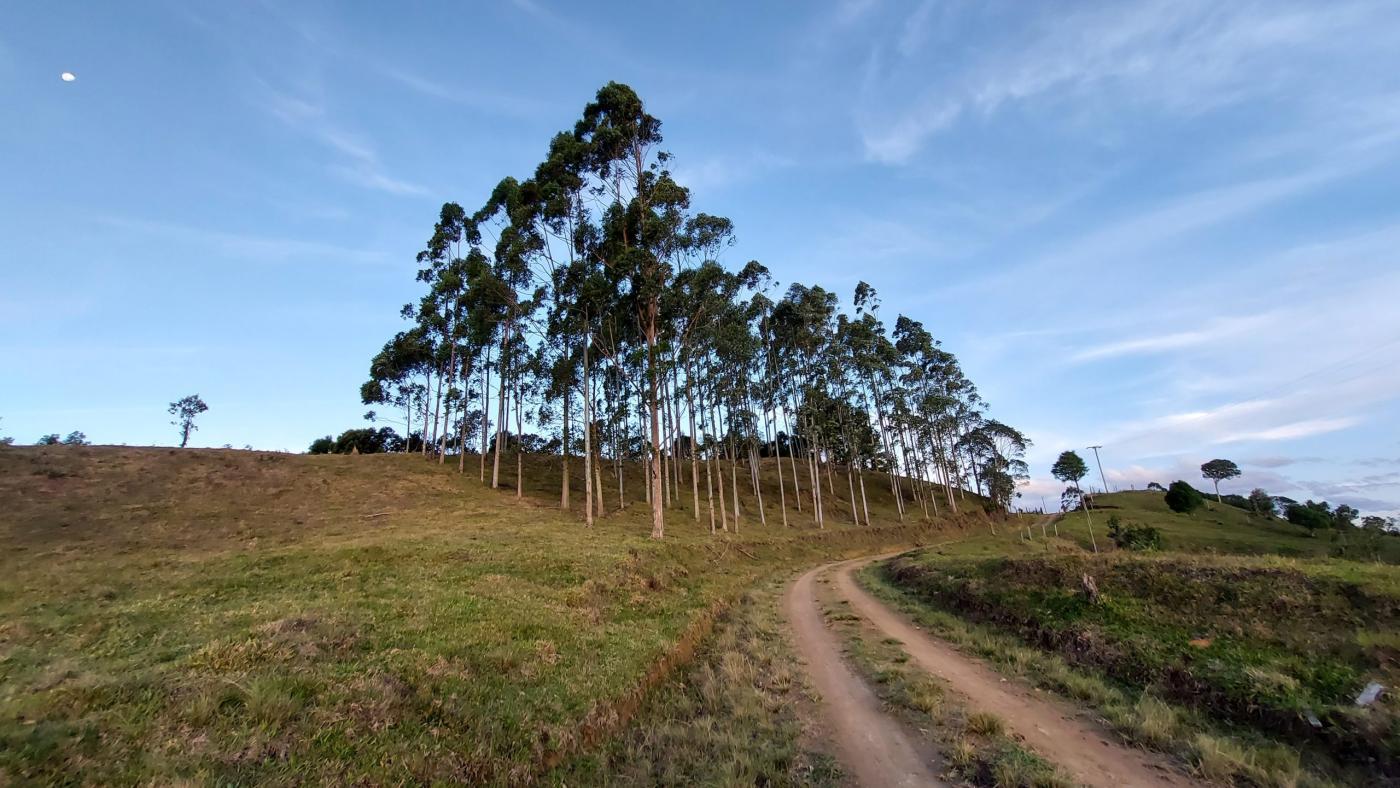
[359, 82, 1029, 538]
[1199, 458, 1241, 502]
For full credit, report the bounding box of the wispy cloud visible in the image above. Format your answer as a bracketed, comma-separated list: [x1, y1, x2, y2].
[1213, 417, 1360, 445]
[98, 216, 388, 264]
[374, 66, 548, 117]
[855, 0, 1400, 163]
[259, 85, 429, 197]
[670, 150, 795, 195]
[1246, 455, 1323, 468]
[1070, 314, 1275, 363]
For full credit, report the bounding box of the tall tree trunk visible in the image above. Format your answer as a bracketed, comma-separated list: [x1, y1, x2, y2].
[515, 375, 523, 499]
[404, 388, 413, 455]
[683, 358, 700, 520]
[491, 329, 509, 489]
[480, 352, 490, 480]
[782, 405, 802, 512]
[647, 320, 664, 539]
[769, 396, 788, 527]
[561, 381, 570, 509]
[583, 334, 593, 526]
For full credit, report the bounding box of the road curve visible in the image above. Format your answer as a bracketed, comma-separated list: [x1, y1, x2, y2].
[831, 557, 1189, 788]
[785, 563, 947, 787]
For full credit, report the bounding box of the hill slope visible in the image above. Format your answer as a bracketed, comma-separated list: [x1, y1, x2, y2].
[0, 445, 969, 784]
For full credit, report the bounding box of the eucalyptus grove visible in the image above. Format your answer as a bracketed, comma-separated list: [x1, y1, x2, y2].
[363, 82, 1028, 538]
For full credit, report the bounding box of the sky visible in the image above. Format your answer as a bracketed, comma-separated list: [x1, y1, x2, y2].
[4, 1, 1400, 515]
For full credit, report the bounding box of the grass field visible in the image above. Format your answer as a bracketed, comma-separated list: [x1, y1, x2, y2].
[869, 492, 1400, 785]
[0, 444, 980, 784]
[1033, 490, 1400, 562]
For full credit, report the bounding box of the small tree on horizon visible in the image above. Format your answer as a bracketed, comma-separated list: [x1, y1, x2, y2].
[1200, 458, 1241, 502]
[168, 395, 209, 448]
[1052, 450, 1097, 553]
[62, 431, 89, 446]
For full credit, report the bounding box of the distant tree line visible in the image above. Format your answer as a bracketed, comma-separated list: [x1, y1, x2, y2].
[357, 82, 1030, 538]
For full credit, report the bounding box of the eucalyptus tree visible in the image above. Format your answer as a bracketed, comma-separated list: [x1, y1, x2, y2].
[362, 80, 1042, 541]
[168, 394, 208, 448]
[571, 82, 696, 539]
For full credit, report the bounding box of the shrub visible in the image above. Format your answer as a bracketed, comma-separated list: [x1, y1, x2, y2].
[1164, 480, 1204, 514]
[1107, 516, 1163, 551]
[1285, 501, 1332, 531]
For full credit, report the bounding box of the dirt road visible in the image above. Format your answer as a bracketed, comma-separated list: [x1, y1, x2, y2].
[785, 564, 948, 787]
[789, 554, 1191, 787]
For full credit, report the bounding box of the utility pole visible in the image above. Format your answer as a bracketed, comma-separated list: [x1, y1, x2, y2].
[1087, 445, 1109, 495]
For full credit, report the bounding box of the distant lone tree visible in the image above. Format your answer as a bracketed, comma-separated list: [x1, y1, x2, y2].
[62, 431, 89, 446]
[1164, 480, 1205, 514]
[1052, 450, 1097, 552]
[1146, 481, 1166, 492]
[168, 395, 209, 448]
[1200, 459, 1241, 502]
[36, 434, 60, 445]
[1247, 487, 1275, 517]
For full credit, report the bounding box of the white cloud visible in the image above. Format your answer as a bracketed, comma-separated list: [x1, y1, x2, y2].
[1213, 418, 1360, 445]
[1069, 314, 1275, 363]
[256, 83, 429, 197]
[856, 0, 1400, 163]
[97, 216, 388, 264]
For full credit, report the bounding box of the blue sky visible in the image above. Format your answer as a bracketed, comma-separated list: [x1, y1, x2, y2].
[5, 1, 1400, 514]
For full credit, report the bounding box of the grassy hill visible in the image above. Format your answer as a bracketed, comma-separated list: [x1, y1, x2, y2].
[0, 445, 978, 784]
[1031, 490, 1400, 562]
[864, 491, 1400, 786]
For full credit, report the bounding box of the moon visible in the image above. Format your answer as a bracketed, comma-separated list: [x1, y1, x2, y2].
[61, 72, 76, 82]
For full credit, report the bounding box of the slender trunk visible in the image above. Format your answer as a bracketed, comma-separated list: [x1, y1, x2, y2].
[439, 343, 456, 464]
[515, 376, 523, 499]
[647, 320, 664, 539]
[422, 369, 431, 456]
[729, 434, 740, 532]
[404, 389, 413, 454]
[561, 380, 571, 510]
[782, 405, 802, 511]
[430, 360, 444, 457]
[491, 329, 508, 489]
[770, 397, 788, 527]
[480, 350, 490, 481]
[858, 466, 870, 526]
[583, 334, 593, 526]
[683, 358, 700, 520]
[847, 464, 858, 525]
[457, 360, 469, 473]
[867, 373, 903, 519]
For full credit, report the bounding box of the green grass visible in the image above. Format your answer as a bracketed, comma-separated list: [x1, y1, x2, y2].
[0, 445, 976, 784]
[1043, 490, 1400, 562]
[857, 565, 1352, 787]
[550, 584, 840, 786]
[872, 545, 1400, 784]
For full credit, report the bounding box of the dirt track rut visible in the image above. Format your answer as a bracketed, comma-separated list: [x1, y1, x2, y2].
[788, 554, 1193, 787]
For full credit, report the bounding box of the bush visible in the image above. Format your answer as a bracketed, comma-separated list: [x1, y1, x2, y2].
[1286, 501, 1333, 531]
[1107, 516, 1163, 551]
[307, 427, 404, 455]
[1164, 480, 1204, 514]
